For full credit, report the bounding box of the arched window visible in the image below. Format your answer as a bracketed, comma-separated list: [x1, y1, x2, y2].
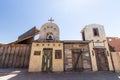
[46, 32, 54, 40]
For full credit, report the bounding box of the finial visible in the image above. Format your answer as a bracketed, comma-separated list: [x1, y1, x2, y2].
[48, 17, 54, 22]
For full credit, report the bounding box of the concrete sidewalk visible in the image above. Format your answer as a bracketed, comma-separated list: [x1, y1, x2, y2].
[0, 68, 27, 74]
[0, 69, 120, 80]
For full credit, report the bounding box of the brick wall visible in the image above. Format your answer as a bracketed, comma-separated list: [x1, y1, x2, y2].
[107, 37, 120, 52]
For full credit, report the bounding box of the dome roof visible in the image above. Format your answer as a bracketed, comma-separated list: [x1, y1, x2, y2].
[40, 22, 59, 30]
[39, 21, 60, 41]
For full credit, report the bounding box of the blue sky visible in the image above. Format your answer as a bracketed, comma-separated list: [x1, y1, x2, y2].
[0, 0, 120, 44]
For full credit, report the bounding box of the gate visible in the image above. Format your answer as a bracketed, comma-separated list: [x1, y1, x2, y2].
[72, 49, 91, 72]
[72, 49, 83, 71]
[94, 48, 109, 71]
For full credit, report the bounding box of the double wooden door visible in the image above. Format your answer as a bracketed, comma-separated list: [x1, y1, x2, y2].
[42, 48, 52, 72]
[72, 49, 83, 71]
[94, 48, 109, 71]
[72, 49, 91, 71]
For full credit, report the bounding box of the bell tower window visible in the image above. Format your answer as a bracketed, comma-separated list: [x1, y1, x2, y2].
[46, 32, 54, 40]
[93, 28, 99, 36]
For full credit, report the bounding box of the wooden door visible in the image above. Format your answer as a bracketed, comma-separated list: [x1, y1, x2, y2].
[72, 49, 83, 71]
[42, 48, 52, 72]
[94, 48, 109, 71]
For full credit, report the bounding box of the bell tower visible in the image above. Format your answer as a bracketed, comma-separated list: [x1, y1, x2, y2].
[39, 18, 60, 42]
[81, 24, 114, 72]
[29, 18, 63, 72]
[81, 24, 106, 41]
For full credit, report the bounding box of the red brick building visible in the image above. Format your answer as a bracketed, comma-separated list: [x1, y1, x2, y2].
[107, 37, 120, 52]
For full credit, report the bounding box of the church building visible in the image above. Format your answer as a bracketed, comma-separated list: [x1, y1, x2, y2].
[28, 19, 114, 72]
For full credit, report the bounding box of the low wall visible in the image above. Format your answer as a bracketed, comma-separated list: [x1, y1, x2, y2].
[0, 44, 31, 68]
[111, 52, 120, 72]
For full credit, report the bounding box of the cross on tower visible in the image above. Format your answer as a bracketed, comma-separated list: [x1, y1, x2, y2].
[48, 17, 54, 22]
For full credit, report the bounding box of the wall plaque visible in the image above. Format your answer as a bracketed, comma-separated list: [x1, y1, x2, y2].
[94, 42, 104, 47]
[55, 50, 62, 59]
[34, 51, 41, 55]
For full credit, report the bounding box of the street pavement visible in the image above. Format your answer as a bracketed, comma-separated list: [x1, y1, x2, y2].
[0, 69, 120, 80]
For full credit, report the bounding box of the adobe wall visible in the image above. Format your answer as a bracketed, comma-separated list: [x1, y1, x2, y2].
[28, 42, 64, 72]
[111, 52, 120, 72]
